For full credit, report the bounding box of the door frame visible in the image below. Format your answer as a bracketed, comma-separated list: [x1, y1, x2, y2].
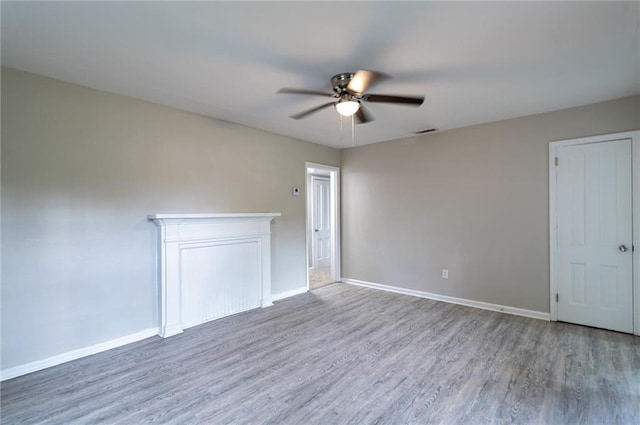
[549, 130, 640, 335]
[305, 162, 341, 287]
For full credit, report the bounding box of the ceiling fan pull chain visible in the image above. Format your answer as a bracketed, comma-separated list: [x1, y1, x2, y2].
[351, 114, 355, 147]
[339, 113, 343, 145]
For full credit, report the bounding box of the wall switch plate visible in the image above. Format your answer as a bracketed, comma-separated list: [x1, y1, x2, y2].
[442, 269, 449, 279]
[292, 187, 300, 196]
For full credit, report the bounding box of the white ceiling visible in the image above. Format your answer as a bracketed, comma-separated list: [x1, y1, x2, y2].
[2, 1, 639, 149]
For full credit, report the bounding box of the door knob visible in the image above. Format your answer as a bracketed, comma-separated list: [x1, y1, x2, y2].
[619, 244, 628, 252]
[314, 229, 319, 232]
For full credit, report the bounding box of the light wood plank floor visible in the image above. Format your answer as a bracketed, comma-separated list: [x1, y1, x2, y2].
[2, 283, 639, 424]
[309, 267, 333, 290]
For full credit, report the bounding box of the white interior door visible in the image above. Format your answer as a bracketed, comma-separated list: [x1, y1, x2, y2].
[312, 177, 331, 268]
[555, 138, 633, 333]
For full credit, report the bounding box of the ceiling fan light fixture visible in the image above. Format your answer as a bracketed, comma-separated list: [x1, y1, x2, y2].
[335, 100, 360, 117]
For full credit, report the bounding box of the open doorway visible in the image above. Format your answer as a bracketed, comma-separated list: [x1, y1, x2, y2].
[306, 162, 340, 290]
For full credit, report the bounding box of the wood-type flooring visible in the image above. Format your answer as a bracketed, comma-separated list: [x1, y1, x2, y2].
[2, 283, 639, 424]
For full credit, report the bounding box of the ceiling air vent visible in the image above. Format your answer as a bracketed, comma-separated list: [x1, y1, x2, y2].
[415, 128, 437, 134]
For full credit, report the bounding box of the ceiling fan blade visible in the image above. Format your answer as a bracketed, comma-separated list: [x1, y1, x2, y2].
[364, 94, 424, 106]
[355, 106, 374, 124]
[290, 102, 336, 119]
[278, 88, 334, 97]
[346, 70, 388, 94]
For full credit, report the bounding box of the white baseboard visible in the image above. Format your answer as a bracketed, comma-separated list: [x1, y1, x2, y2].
[1, 327, 159, 382]
[272, 286, 308, 301]
[342, 278, 550, 321]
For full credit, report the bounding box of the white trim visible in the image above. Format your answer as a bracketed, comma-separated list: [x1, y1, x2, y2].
[272, 286, 308, 301]
[634, 132, 640, 336]
[342, 278, 550, 321]
[148, 213, 281, 220]
[305, 162, 341, 288]
[549, 145, 558, 320]
[549, 130, 640, 336]
[1, 327, 159, 381]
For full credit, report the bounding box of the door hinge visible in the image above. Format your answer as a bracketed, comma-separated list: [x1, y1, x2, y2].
[554, 157, 558, 166]
[556, 293, 559, 303]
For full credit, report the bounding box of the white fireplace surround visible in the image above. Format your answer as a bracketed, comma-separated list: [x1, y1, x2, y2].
[149, 213, 281, 337]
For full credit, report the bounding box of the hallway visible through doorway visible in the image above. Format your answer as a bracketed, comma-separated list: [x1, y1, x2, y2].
[309, 267, 333, 289]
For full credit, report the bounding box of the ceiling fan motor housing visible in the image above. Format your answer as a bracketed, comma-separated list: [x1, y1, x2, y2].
[331, 73, 355, 95]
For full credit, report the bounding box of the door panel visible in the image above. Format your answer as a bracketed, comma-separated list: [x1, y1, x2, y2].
[556, 139, 632, 333]
[312, 177, 331, 268]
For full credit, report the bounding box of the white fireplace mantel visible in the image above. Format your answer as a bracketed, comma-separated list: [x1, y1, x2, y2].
[149, 213, 281, 337]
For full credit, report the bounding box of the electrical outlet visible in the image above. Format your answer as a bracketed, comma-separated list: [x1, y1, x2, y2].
[442, 269, 449, 279]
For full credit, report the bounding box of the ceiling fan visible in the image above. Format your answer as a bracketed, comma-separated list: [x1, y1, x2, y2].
[277, 70, 424, 123]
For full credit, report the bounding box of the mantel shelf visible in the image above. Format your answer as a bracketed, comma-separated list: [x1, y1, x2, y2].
[149, 213, 281, 220]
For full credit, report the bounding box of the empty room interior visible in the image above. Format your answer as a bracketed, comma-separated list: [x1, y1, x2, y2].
[2, 2, 640, 424]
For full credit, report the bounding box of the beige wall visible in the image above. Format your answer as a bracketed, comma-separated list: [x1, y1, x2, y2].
[1, 68, 340, 370]
[341, 95, 640, 313]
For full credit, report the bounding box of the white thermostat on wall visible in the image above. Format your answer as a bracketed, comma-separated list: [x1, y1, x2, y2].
[292, 187, 300, 196]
